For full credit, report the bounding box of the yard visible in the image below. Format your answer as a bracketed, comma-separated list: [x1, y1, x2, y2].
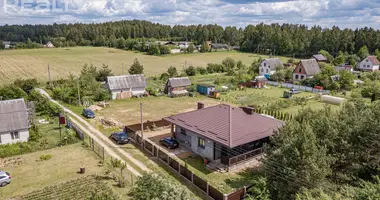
[0, 143, 104, 198]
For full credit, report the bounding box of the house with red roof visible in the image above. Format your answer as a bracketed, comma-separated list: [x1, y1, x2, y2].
[163, 103, 284, 171]
[358, 56, 380, 71]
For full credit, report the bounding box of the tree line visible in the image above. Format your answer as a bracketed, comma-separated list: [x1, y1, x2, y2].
[2, 20, 380, 56]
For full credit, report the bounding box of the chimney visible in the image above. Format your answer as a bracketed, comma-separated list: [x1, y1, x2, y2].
[242, 106, 255, 115]
[197, 102, 204, 110]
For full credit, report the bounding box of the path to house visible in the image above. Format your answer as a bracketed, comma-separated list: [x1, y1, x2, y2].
[37, 89, 151, 176]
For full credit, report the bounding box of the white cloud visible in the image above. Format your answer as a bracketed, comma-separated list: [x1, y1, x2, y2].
[1, 0, 380, 29]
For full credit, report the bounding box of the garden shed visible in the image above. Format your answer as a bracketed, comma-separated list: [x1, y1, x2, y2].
[197, 84, 215, 96]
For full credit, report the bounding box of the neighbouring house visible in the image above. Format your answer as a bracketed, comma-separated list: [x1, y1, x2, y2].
[197, 84, 215, 96]
[312, 54, 328, 63]
[357, 56, 380, 71]
[163, 103, 284, 171]
[293, 59, 321, 81]
[3, 41, 11, 49]
[106, 74, 147, 100]
[232, 46, 240, 50]
[45, 41, 55, 48]
[0, 98, 30, 145]
[210, 43, 229, 51]
[259, 58, 284, 77]
[251, 76, 268, 88]
[170, 49, 181, 54]
[165, 77, 192, 97]
[335, 64, 354, 72]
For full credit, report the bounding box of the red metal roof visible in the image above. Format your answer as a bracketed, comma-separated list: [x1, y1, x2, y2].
[367, 56, 380, 65]
[163, 104, 284, 148]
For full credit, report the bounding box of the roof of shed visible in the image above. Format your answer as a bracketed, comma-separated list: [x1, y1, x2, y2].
[107, 74, 146, 90]
[167, 77, 192, 87]
[299, 59, 321, 76]
[313, 54, 328, 61]
[0, 98, 29, 133]
[163, 104, 284, 148]
[263, 58, 283, 68]
[367, 56, 380, 65]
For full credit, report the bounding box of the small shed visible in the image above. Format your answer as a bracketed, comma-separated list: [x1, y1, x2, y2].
[106, 74, 147, 100]
[165, 77, 192, 97]
[197, 84, 215, 96]
[251, 76, 268, 88]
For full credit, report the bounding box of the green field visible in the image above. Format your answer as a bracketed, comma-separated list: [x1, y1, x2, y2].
[0, 47, 290, 84]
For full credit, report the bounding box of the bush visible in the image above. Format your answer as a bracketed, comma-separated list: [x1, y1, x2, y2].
[40, 154, 52, 161]
[196, 67, 208, 75]
[160, 73, 169, 81]
[184, 66, 196, 76]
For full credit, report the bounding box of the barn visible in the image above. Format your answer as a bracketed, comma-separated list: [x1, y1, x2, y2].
[106, 74, 147, 100]
[165, 77, 192, 97]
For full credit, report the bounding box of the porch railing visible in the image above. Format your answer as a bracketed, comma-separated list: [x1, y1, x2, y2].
[222, 148, 263, 167]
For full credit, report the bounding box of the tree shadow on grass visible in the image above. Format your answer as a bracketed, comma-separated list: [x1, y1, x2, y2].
[224, 167, 263, 190]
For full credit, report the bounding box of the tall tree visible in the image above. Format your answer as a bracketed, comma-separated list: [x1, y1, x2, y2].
[129, 58, 144, 74]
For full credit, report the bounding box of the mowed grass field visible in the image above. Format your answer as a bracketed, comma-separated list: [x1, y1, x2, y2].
[0, 47, 290, 85]
[1, 143, 103, 198]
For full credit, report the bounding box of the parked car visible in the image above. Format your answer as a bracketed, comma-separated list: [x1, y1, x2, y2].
[289, 88, 301, 94]
[109, 132, 130, 144]
[82, 108, 95, 119]
[0, 171, 11, 187]
[159, 137, 179, 149]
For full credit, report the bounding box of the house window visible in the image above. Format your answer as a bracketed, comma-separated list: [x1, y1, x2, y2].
[261, 68, 264, 72]
[300, 75, 304, 79]
[264, 63, 266, 67]
[180, 128, 186, 136]
[266, 69, 269, 73]
[11, 131, 19, 140]
[298, 68, 302, 73]
[295, 75, 299, 79]
[198, 137, 205, 149]
[367, 65, 370, 68]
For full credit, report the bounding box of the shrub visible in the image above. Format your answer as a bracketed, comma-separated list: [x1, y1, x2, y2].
[184, 66, 196, 76]
[196, 67, 208, 75]
[40, 154, 52, 161]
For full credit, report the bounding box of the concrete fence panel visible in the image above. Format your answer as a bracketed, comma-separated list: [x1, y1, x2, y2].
[193, 174, 208, 193]
[209, 185, 224, 200]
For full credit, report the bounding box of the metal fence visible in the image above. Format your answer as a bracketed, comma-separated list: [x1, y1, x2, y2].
[127, 124, 251, 200]
[267, 81, 330, 94]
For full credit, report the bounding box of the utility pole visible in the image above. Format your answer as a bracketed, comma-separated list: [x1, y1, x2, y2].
[122, 62, 124, 75]
[48, 64, 52, 88]
[77, 78, 81, 106]
[140, 103, 144, 149]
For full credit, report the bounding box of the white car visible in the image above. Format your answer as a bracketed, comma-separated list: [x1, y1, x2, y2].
[0, 171, 11, 187]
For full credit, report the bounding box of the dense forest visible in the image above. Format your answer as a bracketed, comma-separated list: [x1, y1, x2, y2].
[1, 20, 380, 56]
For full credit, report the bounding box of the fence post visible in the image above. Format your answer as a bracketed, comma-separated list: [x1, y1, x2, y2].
[102, 147, 105, 162]
[223, 194, 228, 200]
[191, 172, 194, 183]
[206, 182, 209, 195]
[92, 138, 94, 151]
[131, 174, 134, 185]
[167, 155, 170, 165]
[178, 162, 181, 173]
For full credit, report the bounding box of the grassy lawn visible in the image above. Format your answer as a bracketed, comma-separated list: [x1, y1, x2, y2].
[0, 47, 291, 85]
[221, 87, 339, 115]
[1, 143, 104, 198]
[97, 96, 220, 125]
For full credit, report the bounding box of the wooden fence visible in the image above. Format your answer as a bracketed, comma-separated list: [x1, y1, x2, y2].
[127, 125, 252, 200]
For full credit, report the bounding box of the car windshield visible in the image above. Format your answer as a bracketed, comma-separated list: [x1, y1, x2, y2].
[118, 133, 128, 139]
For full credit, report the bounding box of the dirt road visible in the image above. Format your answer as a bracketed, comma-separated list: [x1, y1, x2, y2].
[37, 89, 151, 176]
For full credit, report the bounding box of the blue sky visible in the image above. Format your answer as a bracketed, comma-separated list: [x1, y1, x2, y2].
[1, 0, 380, 29]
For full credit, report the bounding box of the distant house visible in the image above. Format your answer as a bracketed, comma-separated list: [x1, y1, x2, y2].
[312, 54, 328, 63]
[259, 58, 283, 77]
[335, 64, 353, 72]
[232, 46, 240, 50]
[357, 56, 380, 71]
[170, 49, 181, 54]
[164, 103, 284, 171]
[293, 59, 321, 81]
[210, 43, 229, 51]
[165, 77, 192, 97]
[106, 74, 147, 100]
[252, 76, 268, 88]
[0, 98, 30, 145]
[45, 41, 55, 48]
[3, 41, 11, 49]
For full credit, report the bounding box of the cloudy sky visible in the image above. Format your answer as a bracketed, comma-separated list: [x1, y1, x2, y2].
[1, 0, 380, 29]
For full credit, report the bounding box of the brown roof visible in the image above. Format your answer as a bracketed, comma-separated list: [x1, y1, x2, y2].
[313, 54, 328, 61]
[297, 59, 321, 76]
[367, 56, 380, 65]
[0, 98, 29, 133]
[163, 104, 284, 148]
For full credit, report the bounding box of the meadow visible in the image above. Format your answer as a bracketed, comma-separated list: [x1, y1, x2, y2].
[0, 47, 290, 85]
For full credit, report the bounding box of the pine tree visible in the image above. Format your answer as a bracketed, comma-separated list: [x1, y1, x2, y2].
[129, 58, 144, 74]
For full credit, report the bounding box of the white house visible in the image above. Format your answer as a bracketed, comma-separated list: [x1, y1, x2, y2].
[0, 98, 30, 145]
[357, 56, 380, 71]
[106, 74, 147, 100]
[259, 58, 283, 77]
